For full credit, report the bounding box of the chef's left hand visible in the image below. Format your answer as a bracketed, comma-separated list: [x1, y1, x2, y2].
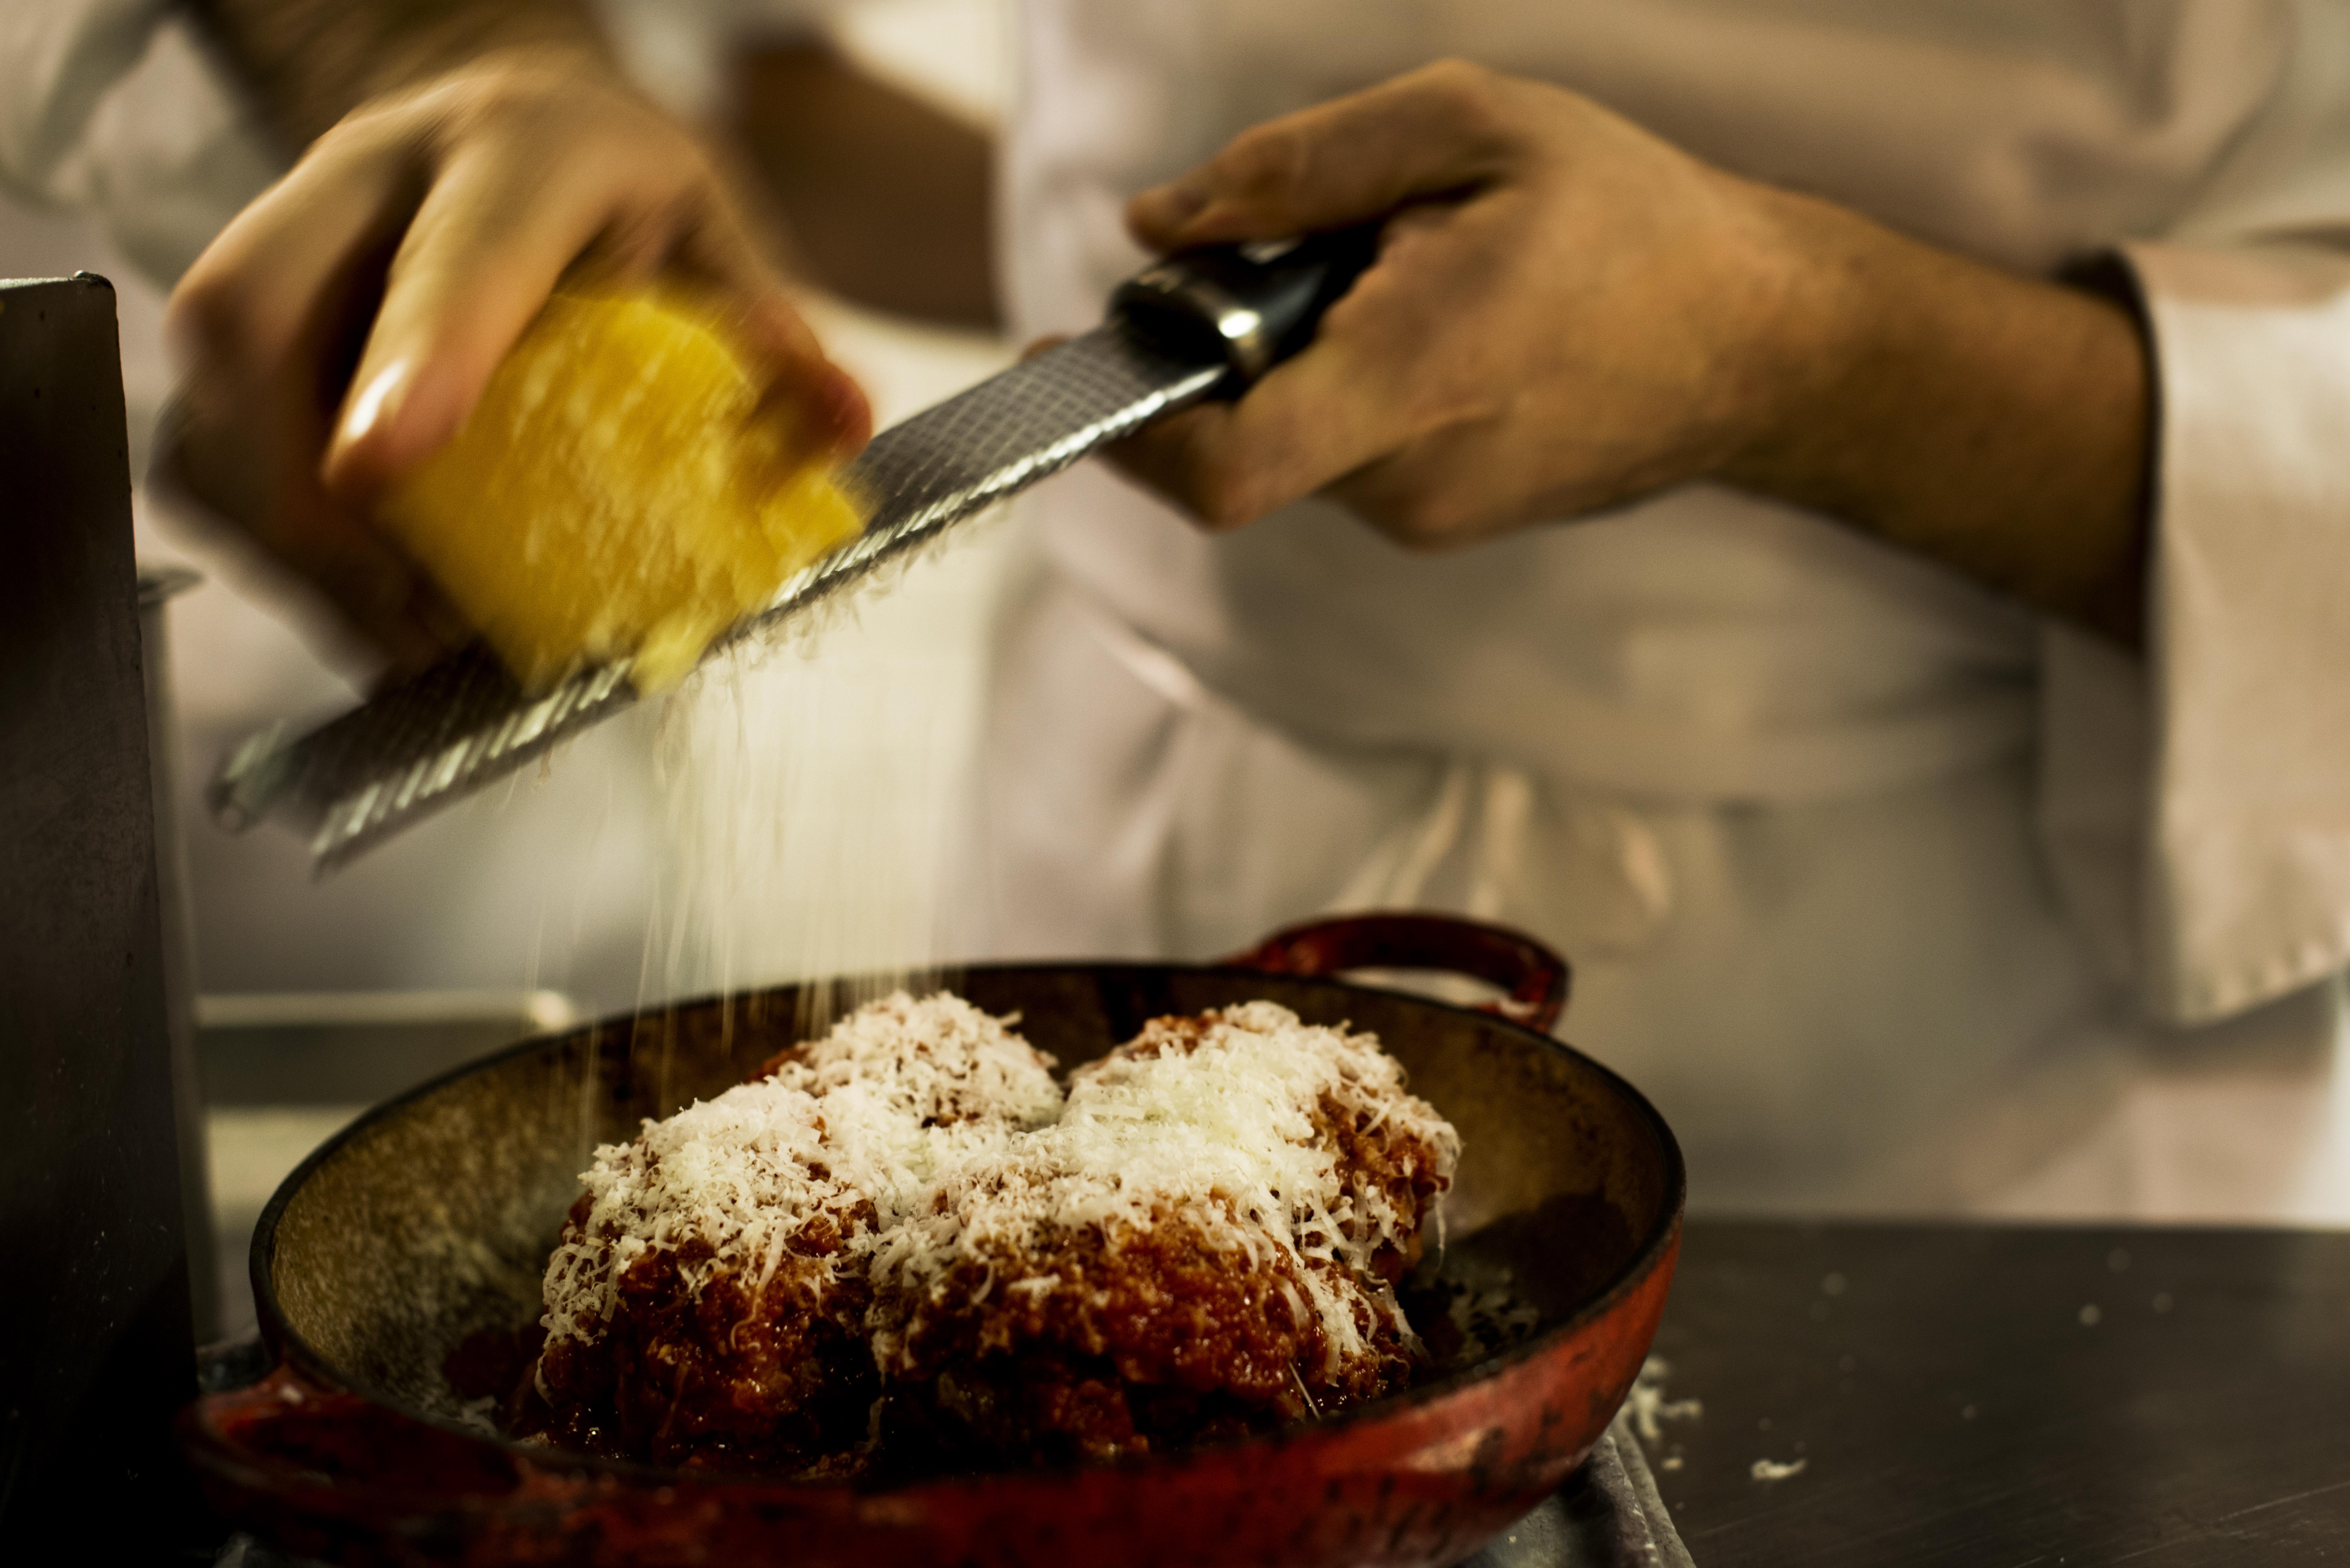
[1112, 60, 2150, 644]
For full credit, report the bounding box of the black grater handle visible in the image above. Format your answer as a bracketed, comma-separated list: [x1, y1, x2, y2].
[1110, 224, 1384, 389]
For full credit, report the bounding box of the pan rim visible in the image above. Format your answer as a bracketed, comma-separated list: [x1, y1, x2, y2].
[247, 957, 1687, 1496]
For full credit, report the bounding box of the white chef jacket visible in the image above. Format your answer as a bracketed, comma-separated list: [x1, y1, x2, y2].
[14, 0, 2350, 1218]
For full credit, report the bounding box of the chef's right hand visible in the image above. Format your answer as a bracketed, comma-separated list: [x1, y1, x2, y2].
[162, 42, 872, 672]
[1107, 59, 2150, 644]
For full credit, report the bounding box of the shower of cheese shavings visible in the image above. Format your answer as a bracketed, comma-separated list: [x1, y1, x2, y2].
[870, 1001, 1460, 1377]
[541, 992, 1058, 1344]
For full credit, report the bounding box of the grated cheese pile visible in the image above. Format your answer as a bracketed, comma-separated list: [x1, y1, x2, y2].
[540, 993, 1458, 1420]
[869, 1002, 1461, 1379]
[540, 992, 1057, 1347]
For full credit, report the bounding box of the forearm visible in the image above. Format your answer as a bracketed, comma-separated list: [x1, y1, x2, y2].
[1723, 192, 2152, 647]
[188, 0, 611, 148]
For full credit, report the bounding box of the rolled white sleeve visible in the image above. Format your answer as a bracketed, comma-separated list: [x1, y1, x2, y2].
[2115, 240, 2350, 1024]
[2048, 238, 2350, 1027]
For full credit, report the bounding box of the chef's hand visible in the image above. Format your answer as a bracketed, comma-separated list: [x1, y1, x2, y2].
[163, 29, 871, 671]
[1114, 61, 2151, 645]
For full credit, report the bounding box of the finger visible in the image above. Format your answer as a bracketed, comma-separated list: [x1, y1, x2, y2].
[1098, 388, 1364, 532]
[1127, 60, 1523, 249]
[739, 305, 873, 463]
[165, 122, 415, 396]
[159, 457, 458, 672]
[156, 391, 461, 670]
[165, 132, 448, 659]
[282, 524, 465, 672]
[673, 139, 873, 462]
[1100, 349, 1400, 529]
[1096, 403, 1233, 523]
[1103, 259, 1457, 528]
[676, 206, 874, 462]
[259, 483, 466, 673]
[323, 117, 710, 497]
[1322, 441, 1508, 551]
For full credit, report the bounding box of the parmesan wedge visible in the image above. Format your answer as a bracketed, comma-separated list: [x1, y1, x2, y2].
[380, 289, 864, 692]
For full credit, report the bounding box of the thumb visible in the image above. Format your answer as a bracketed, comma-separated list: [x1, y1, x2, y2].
[1127, 60, 1521, 249]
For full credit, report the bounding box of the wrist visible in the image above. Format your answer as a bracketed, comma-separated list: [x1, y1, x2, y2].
[1704, 185, 1891, 508]
[1698, 183, 2153, 643]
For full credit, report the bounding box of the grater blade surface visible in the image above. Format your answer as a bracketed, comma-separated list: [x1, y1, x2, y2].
[208, 322, 1225, 870]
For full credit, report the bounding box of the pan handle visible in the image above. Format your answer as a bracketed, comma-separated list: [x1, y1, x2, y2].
[1223, 912, 1570, 1034]
[185, 1361, 527, 1496]
[181, 1359, 553, 1561]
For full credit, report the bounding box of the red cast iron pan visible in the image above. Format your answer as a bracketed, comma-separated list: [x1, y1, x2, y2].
[184, 912, 1684, 1566]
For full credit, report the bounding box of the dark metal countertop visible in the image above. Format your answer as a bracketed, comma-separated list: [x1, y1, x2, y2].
[1644, 1220, 2350, 1564]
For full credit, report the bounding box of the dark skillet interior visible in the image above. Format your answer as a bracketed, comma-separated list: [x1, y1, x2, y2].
[255, 962, 1682, 1477]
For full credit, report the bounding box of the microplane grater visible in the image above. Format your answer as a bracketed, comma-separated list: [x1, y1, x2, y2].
[208, 227, 1381, 870]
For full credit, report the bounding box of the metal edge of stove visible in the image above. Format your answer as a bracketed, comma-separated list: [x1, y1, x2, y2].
[1458, 1411, 1696, 1568]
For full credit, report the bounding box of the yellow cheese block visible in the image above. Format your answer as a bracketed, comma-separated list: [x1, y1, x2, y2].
[381, 289, 865, 693]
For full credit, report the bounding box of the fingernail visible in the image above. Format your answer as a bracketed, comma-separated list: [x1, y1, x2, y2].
[340, 359, 412, 449]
